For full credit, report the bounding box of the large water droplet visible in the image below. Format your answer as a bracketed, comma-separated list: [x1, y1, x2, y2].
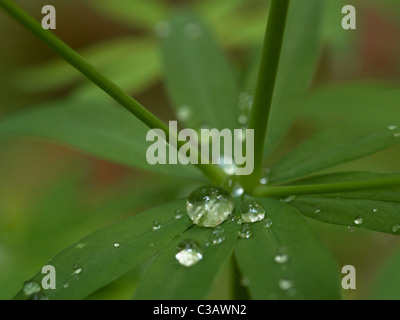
[175, 240, 203, 267]
[186, 185, 234, 227]
[205, 226, 226, 246]
[354, 216, 364, 225]
[238, 224, 253, 239]
[240, 199, 266, 223]
[222, 176, 244, 198]
[23, 280, 41, 296]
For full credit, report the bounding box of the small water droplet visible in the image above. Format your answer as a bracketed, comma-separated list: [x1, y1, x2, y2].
[388, 125, 398, 130]
[238, 115, 248, 125]
[205, 226, 226, 246]
[392, 224, 400, 233]
[186, 185, 234, 227]
[238, 224, 253, 239]
[394, 132, 400, 138]
[274, 248, 290, 264]
[154, 21, 171, 38]
[259, 168, 271, 185]
[74, 243, 86, 249]
[23, 280, 41, 296]
[281, 195, 296, 203]
[175, 240, 203, 267]
[63, 282, 70, 289]
[240, 276, 250, 287]
[174, 209, 185, 220]
[153, 220, 161, 230]
[183, 23, 203, 39]
[314, 208, 322, 214]
[114, 242, 120, 248]
[222, 176, 244, 198]
[354, 216, 364, 225]
[348, 226, 355, 232]
[278, 278, 294, 291]
[262, 218, 273, 229]
[373, 208, 378, 213]
[219, 155, 237, 176]
[177, 105, 192, 122]
[72, 264, 82, 275]
[240, 199, 266, 223]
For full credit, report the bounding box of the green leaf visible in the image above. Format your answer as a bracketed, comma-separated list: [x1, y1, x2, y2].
[270, 123, 400, 183]
[0, 99, 204, 180]
[161, 10, 239, 130]
[368, 246, 400, 300]
[13, 37, 159, 94]
[287, 172, 400, 235]
[14, 199, 192, 300]
[249, 0, 325, 156]
[88, 0, 168, 30]
[235, 198, 341, 300]
[134, 221, 238, 300]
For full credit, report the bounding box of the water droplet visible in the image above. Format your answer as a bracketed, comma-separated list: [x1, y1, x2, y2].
[186, 185, 234, 227]
[175, 240, 203, 267]
[262, 218, 273, 229]
[238, 224, 253, 239]
[394, 132, 400, 138]
[259, 168, 271, 185]
[274, 248, 290, 264]
[219, 155, 237, 176]
[314, 208, 322, 214]
[240, 199, 266, 223]
[281, 195, 296, 203]
[153, 220, 161, 230]
[154, 21, 171, 38]
[72, 265, 82, 275]
[354, 216, 364, 225]
[74, 243, 86, 249]
[392, 224, 400, 233]
[177, 105, 192, 122]
[174, 209, 185, 220]
[183, 23, 203, 39]
[348, 226, 355, 232]
[222, 176, 244, 198]
[373, 208, 378, 213]
[278, 278, 294, 291]
[238, 115, 248, 125]
[240, 276, 250, 287]
[388, 125, 398, 130]
[23, 280, 41, 296]
[63, 282, 70, 289]
[205, 226, 225, 246]
[114, 242, 120, 248]
[30, 292, 49, 300]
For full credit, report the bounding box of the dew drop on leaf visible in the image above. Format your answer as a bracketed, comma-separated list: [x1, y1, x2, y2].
[238, 224, 253, 239]
[205, 226, 226, 246]
[274, 248, 290, 264]
[23, 280, 41, 296]
[222, 176, 244, 198]
[281, 195, 296, 203]
[177, 105, 192, 122]
[240, 199, 266, 223]
[392, 224, 400, 234]
[113, 242, 120, 248]
[354, 216, 364, 225]
[152, 220, 161, 231]
[175, 240, 203, 267]
[278, 278, 294, 291]
[388, 125, 398, 130]
[186, 185, 234, 227]
[174, 209, 185, 220]
[373, 208, 378, 213]
[72, 264, 83, 275]
[262, 218, 273, 229]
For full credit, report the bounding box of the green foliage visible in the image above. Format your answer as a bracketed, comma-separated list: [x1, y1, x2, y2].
[0, 0, 399, 300]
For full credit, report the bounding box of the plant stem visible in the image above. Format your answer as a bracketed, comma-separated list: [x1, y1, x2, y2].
[0, 0, 227, 184]
[253, 175, 400, 198]
[242, 0, 290, 191]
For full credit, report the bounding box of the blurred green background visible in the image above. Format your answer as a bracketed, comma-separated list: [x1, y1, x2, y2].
[0, 0, 400, 300]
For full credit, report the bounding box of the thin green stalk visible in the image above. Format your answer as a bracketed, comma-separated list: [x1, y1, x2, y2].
[0, 0, 227, 184]
[242, 0, 290, 191]
[253, 175, 400, 198]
